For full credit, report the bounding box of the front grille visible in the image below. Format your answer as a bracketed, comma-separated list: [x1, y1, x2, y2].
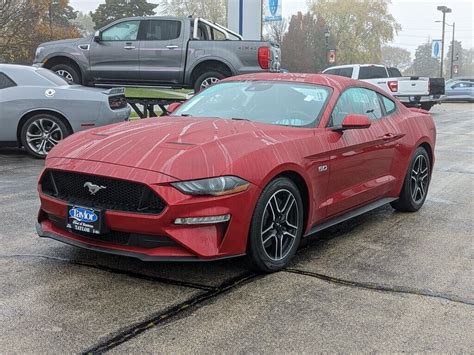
[48, 213, 176, 248]
[41, 170, 166, 214]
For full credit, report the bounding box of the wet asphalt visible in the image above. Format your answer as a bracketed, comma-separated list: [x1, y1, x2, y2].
[0, 103, 473, 353]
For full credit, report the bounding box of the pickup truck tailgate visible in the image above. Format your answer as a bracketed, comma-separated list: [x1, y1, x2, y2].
[396, 77, 429, 95]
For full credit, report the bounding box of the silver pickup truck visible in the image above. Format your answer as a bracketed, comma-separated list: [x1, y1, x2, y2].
[33, 17, 281, 92]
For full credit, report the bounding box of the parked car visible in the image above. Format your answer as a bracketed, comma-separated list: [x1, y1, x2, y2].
[33, 17, 281, 92]
[442, 81, 474, 102]
[445, 76, 474, 86]
[36, 73, 436, 272]
[0, 64, 130, 158]
[322, 64, 445, 110]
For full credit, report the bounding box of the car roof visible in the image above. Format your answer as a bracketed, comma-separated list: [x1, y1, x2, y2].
[224, 72, 383, 92]
[0, 63, 37, 74]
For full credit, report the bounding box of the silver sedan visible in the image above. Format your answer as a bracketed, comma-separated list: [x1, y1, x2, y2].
[0, 64, 130, 158]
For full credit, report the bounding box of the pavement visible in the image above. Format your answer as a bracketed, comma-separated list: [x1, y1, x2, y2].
[0, 103, 473, 353]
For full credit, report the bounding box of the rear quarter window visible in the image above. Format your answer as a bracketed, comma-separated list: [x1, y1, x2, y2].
[0, 72, 17, 89]
[359, 66, 388, 79]
[379, 94, 396, 115]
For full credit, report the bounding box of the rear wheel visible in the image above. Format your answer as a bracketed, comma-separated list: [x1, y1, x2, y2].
[193, 71, 227, 92]
[391, 147, 431, 212]
[51, 63, 81, 84]
[247, 177, 304, 272]
[20, 113, 70, 159]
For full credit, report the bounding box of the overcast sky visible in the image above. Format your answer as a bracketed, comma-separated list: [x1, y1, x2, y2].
[70, 0, 473, 56]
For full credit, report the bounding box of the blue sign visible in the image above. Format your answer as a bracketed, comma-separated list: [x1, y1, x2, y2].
[431, 40, 442, 59]
[269, 0, 278, 15]
[69, 207, 98, 223]
[264, 0, 282, 22]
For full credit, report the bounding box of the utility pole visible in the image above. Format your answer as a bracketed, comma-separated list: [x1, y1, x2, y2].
[450, 22, 456, 79]
[437, 6, 452, 78]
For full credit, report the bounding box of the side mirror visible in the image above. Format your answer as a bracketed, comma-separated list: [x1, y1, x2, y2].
[338, 114, 371, 130]
[93, 30, 101, 42]
[166, 102, 183, 114]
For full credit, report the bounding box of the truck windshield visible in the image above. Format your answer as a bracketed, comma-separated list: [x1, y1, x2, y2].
[173, 81, 331, 128]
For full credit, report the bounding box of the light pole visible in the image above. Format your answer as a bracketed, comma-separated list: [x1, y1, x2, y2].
[436, 20, 456, 78]
[436, 5, 452, 77]
[324, 28, 330, 66]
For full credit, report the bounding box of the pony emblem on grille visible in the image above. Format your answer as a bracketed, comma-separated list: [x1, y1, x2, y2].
[83, 182, 106, 195]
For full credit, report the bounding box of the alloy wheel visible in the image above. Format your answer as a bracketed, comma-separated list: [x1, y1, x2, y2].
[55, 69, 74, 82]
[410, 154, 429, 203]
[261, 189, 299, 261]
[200, 77, 220, 90]
[26, 118, 63, 156]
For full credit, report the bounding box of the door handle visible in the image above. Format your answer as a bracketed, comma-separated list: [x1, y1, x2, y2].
[124, 45, 135, 50]
[166, 45, 179, 49]
[380, 133, 396, 141]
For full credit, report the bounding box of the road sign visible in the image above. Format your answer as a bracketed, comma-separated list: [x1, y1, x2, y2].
[328, 50, 336, 64]
[431, 40, 442, 59]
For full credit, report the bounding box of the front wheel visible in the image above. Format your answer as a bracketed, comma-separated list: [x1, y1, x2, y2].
[51, 63, 81, 84]
[247, 177, 304, 273]
[391, 147, 431, 212]
[20, 114, 70, 159]
[193, 71, 227, 92]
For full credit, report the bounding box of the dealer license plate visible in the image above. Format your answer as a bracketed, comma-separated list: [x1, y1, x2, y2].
[66, 205, 103, 235]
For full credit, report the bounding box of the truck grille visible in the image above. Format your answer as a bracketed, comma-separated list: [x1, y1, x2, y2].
[41, 170, 166, 214]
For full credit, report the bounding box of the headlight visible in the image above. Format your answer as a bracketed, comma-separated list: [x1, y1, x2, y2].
[172, 176, 249, 196]
[35, 47, 44, 58]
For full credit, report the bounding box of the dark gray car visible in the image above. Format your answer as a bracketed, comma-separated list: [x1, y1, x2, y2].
[33, 17, 281, 92]
[0, 64, 130, 158]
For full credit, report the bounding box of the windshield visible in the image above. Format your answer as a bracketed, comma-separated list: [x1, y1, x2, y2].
[173, 81, 332, 128]
[36, 68, 69, 86]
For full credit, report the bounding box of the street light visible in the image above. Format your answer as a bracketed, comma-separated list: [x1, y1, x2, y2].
[436, 5, 452, 77]
[436, 20, 456, 78]
[324, 28, 330, 66]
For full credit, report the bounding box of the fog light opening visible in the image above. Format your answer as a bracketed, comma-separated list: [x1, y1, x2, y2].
[174, 214, 231, 225]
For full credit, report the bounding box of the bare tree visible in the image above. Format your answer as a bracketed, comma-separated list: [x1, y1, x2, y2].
[263, 18, 288, 45]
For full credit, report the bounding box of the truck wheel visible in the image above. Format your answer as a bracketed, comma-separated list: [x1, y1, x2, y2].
[193, 71, 227, 92]
[51, 64, 81, 84]
[420, 102, 434, 111]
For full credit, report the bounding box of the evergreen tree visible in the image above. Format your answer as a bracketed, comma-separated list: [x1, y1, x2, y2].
[91, 0, 158, 29]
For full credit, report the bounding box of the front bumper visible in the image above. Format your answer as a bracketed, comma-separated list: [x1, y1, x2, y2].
[36, 159, 259, 261]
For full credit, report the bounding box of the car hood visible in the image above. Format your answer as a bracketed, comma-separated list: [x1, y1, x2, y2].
[48, 117, 310, 181]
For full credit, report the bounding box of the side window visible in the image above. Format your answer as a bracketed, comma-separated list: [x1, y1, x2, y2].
[379, 94, 396, 115]
[101, 20, 140, 41]
[330, 88, 383, 126]
[324, 68, 337, 75]
[0, 72, 16, 89]
[144, 20, 181, 41]
[338, 68, 353, 78]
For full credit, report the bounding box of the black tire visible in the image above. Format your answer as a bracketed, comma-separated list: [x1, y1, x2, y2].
[420, 102, 434, 111]
[193, 71, 227, 92]
[247, 177, 304, 273]
[20, 113, 70, 159]
[50, 63, 81, 84]
[391, 147, 431, 212]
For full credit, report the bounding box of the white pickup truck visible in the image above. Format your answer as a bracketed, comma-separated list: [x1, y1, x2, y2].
[322, 64, 445, 110]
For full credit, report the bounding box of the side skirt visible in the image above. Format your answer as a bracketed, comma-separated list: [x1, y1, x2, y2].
[305, 197, 397, 237]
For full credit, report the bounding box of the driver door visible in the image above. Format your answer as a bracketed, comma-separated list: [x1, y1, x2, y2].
[323, 87, 401, 217]
[89, 20, 141, 82]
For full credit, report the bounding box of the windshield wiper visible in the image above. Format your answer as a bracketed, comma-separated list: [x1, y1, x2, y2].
[179, 114, 192, 117]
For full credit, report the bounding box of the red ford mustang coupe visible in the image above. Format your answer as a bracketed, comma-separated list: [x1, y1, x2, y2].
[36, 73, 436, 272]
